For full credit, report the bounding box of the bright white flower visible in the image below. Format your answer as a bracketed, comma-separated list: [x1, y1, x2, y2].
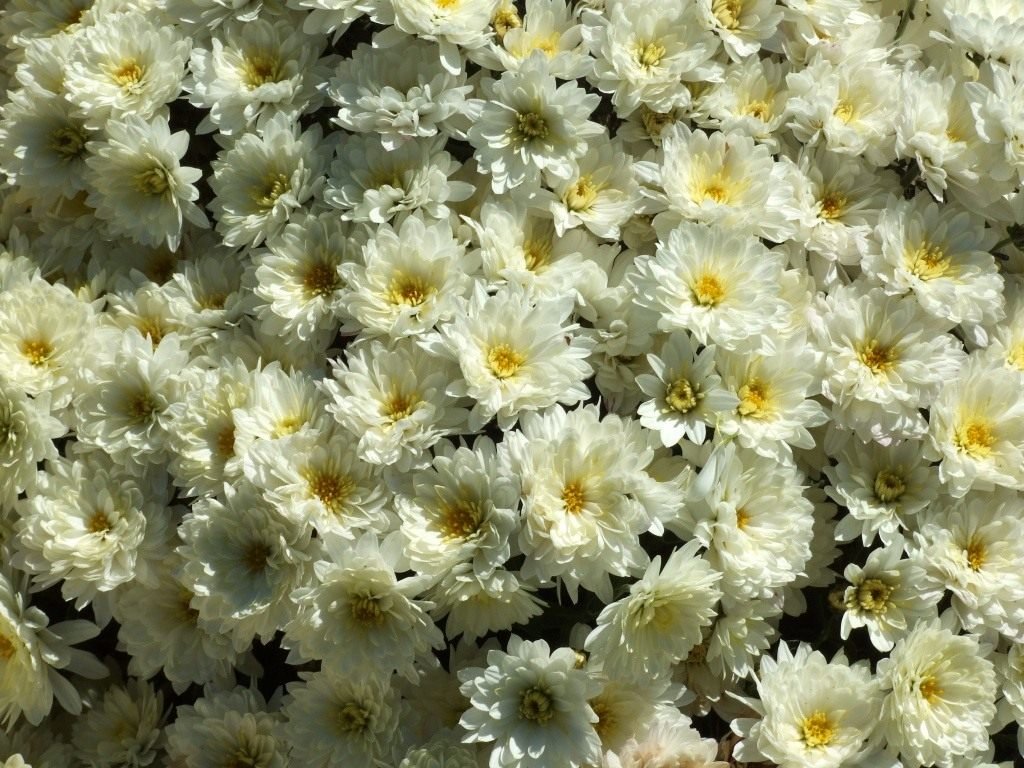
[209, 112, 329, 248]
[85, 114, 207, 251]
[286, 0, 390, 37]
[186, 18, 329, 135]
[934, 0, 1024, 65]
[547, 137, 640, 240]
[458, 636, 602, 768]
[695, 0, 783, 61]
[281, 669, 401, 768]
[64, 11, 190, 125]
[387, 0, 499, 73]
[467, 53, 603, 193]
[428, 283, 594, 431]
[581, 0, 720, 117]
[0, 568, 105, 727]
[692, 56, 788, 148]
[733, 643, 883, 768]
[585, 540, 721, 680]
[609, 709, 728, 768]
[483, 0, 589, 80]
[841, 543, 942, 653]
[285, 532, 442, 681]
[926, 356, 1024, 497]
[177, 481, 319, 651]
[636, 332, 738, 447]
[327, 37, 472, 150]
[70, 678, 163, 768]
[967, 60, 1024, 185]
[342, 213, 476, 338]
[0, 378, 63, 512]
[877, 619, 997, 768]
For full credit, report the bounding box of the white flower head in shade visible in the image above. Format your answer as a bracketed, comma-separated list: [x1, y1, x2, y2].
[926, 356, 1024, 498]
[732, 643, 883, 768]
[467, 53, 603, 193]
[428, 282, 594, 431]
[165, 685, 287, 768]
[458, 636, 603, 768]
[342, 212, 476, 338]
[584, 540, 721, 681]
[285, 532, 443, 681]
[322, 337, 469, 471]
[209, 112, 329, 248]
[70, 678, 163, 768]
[177, 481, 319, 652]
[327, 38, 472, 150]
[0, 568, 106, 727]
[85, 114, 207, 251]
[877, 619, 997, 768]
[607, 708, 729, 768]
[186, 18, 329, 136]
[281, 669, 401, 768]
[64, 11, 190, 125]
[428, 565, 545, 642]
[636, 333, 734, 448]
[841, 543, 942, 653]
[0, 376, 64, 512]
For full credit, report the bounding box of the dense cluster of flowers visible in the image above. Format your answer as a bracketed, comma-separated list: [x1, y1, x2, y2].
[1, 0, 1023, 766]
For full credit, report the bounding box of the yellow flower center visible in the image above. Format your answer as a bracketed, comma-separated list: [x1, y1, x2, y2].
[271, 416, 302, 439]
[87, 509, 111, 534]
[965, 536, 986, 571]
[953, 418, 996, 459]
[336, 703, 371, 733]
[1007, 342, 1024, 371]
[833, 100, 855, 123]
[439, 499, 483, 539]
[48, 126, 87, 160]
[742, 100, 772, 121]
[197, 292, 227, 310]
[486, 344, 525, 379]
[919, 675, 942, 705]
[492, 4, 521, 40]
[697, 176, 733, 205]
[737, 379, 769, 418]
[516, 111, 549, 140]
[666, 377, 698, 413]
[857, 340, 898, 374]
[590, 697, 615, 741]
[242, 540, 272, 574]
[712, 0, 744, 29]
[634, 41, 666, 69]
[906, 242, 952, 281]
[215, 425, 235, 458]
[519, 686, 554, 723]
[854, 578, 893, 614]
[303, 262, 341, 299]
[384, 391, 418, 422]
[564, 176, 599, 212]
[20, 338, 53, 367]
[387, 274, 433, 307]
[800, 711, 837, 748]
[735, 506, 750, 530]
[873, 469, 906, 503]
[436, 0, 458, 7]
[241, 53, 283, 89]
[303, 469, 354, 514]
[350, 595, 384, 626]
[523, 237, 551, 272]
[0, 634, 15, 660]
[692, 273, 725, 306]
[135, 164, 172, 196]
[111, 59, 144, 90]
[127, 391, 158, 422]
[818, 191, 846, 220]
[640, 106, 675, 138]
[253, 173, 290, 211]
[136, 316, 166, 345]
[561, 480, 586, 514]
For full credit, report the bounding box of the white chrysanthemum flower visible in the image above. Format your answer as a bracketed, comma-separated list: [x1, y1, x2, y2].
[967, 60, 1024, 185]
[483, 0, 589, 80]
[428, 565, 545, 642]
[186, 18, 328, 135]
[397, 438, 518, 579]
[70, 678, 163, 768]
[14, 454, 170, 610]
[281, 669, 401, 768]
[865, 194, 1004, 334]
[177, 481, 319, 651]
[0, 378, 63, 512]
[325, 134, 473, 225]
[733, 643, 883, 768]
[629, 222, 789, 352]
[165, 685, 287, 768]
[428, 283, 594, 431]
[584, 540, 720, 680]
[85, 114, 207, 251]
[692, 56, 788, 148]
[704, 595, 779, 681]
[547, 137, 640, 240]
[285, 532, 443, 680]
[64, 11, 189, 125]
[696, 0, 783, 61]
[914, 492, 1024, 642]
[0, 568, 105, 727]
[984, 276, 1024, 374]
[636, 332, 738, 447]
[342, 213, 476, 338]
[688, 444, 815, 600]
[996, 642, 1024, 759]
[209, 112, 329, 248]
[926, 356, 1024, 497]
[825, 437, 939, 547]
[322, 337, 468, 471]
[812, 283, 966, 443]
[468, 53, 603, 193]
[113, 554, 240, 691]
[286, 0, 390, 37]
[934, 0, 1024, 66]
[398, 736, 481, 768]
[458, 636, 602, 768]
[609, 709, 728, 768]
[841, 543, 942, 653]
[581, 0, 719, 116]
[877, 619, 997, 768]
[387, 0, 499, 73]
[327, 38, 472, 150]
[0, 277, 94, 411]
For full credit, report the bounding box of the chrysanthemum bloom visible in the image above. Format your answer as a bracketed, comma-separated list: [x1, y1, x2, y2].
[585, 540, 721, 680]
[64, 11, 190, 125]
[467, 53, 603, 193]
[967, 59, 1024, 186]
[840, 543, 941, 653]
[285, 532, 443, 681]
[695, 0, 783, 60]
[428, 564, 546, 642]
[0, 377, 64, 512]
[877, 619, 997, 767]
[692, 56, 789, 148]
[732, 643, 884, 768]
[458, 636, 603, 768]
[926, 356, 1024, 497]
[286, 0, 392, 37]
[481, 0, 590, 80]
[547, 137, 640, 240]
[165, 685, 287, 768]
[85, 114, 207, 251]
[914, 491, 1024, 642]
[609, 709, 728, 768]
[0, 568, 105, 727]
[428, 282, 594, 431]
[281, 669, 401, 768]
[398, 737, 481, 768]
[70, 678, 163, 768]
[386, 0, 499, 74]
[327, 38, 473, 150]
[322, 337, 469, 470]
[209, 112, 329, 248]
